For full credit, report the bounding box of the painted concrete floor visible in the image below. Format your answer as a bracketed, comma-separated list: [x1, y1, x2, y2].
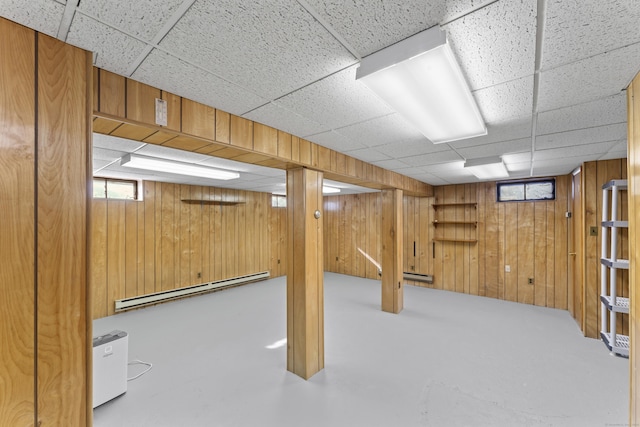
[93, 273, 628, 427]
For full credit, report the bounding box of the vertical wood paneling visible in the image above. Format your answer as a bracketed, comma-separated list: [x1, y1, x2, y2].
[36, 33, 90, 425]
[534, 202, 547, 306]
[126, 79, 160, 126]
[0, 19, 36, 426]
[91, 182, 278, 319]
[626, 75, 640, 425]
[181, 99, 215, 140]
[98, 69, 125, 117]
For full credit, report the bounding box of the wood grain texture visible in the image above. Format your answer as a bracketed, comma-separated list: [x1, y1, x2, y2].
[253, 122, 278, 156]
[181, 98, 215, 140]
[161, 91, 181, 131]
[126, 79, 160, 125]
[0, 18, 36, 427]
[90, 182, 277, 319]
[286, 168, 324, 379]
[627, 75, 640, 426]
[381, 189, 403, 313]
[230, 114, 253, 149]
[98, 69, 125, 117]
[36, 33, 90, 426]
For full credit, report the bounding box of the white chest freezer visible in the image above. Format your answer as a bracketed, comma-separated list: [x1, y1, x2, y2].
[93, 330, 128, 408]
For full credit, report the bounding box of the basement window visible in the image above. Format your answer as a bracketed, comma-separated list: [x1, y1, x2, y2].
[272, 195, 286, 208]
[93, 178, 138, 200]
[497, 179, 555, 202]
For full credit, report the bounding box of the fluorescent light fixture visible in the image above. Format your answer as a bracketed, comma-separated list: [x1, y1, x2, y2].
[464, 156, 509, 180]
[356, 26, 486, 144]
[121, 154, 239, 180]
[322, 186, 340, 194]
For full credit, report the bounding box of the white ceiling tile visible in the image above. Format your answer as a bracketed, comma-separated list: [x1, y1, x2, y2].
[372, 158, 412, 170]
[0, 0, 64, 37]
[66, 14, 147, 76]
[399, 149, 464, 167]
[599, 150, 628, 161]
[534, 141, 617, 161]
[275, 65, 393, 129]
[535, 123, 627, 150]
[303, 0, 449, 56]
[373, 139, 447, 158]
[473, 75, 533, 123]
[456, 137, 531, 159]
[132, 49, 267, 115]
[450, 117, 532, 149]
[502, 152, 532, 164]
[444, 0, 537, 90]
[532, 154, 596, 176]
[77, 0, 185, 42]
[93, 133, 146, 152]
[93, 147, 126, 161]
[242, 102, 327, 139]
[536, 93, 626, 135]
[543, 0, 640, 70]
[505, 160, 532, 173]
[538, 43, 640, 112]
[159, 0, 356, 100]
[342, 148, 390, 163]
[416, 174, 450, 186]
[135, 144, 210, 163]
[306, 130, 367, 152]
[415, 160, 466, 174]
[92, 158, 112, 173]
[336, 114, 425, 147]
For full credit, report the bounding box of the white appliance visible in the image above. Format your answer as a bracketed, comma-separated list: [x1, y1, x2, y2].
[93, 330, 128, 408]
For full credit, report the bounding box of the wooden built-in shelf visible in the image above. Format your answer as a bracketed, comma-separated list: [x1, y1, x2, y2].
[432, 203, 477, 210]
[432, 220, 477, 227]
[433, 238, 477, 243]
[181, 199, 244, 206]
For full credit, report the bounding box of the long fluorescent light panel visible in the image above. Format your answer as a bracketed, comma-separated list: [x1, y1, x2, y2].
[121, 154, 239, 180]
[464, 156, 509, 180]
[356, 26, 486, 144]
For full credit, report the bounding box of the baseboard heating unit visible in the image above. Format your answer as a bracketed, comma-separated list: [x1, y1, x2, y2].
[93, 330, 128, 408]
[403, 272, 434, 284]
[115, 271, 270, 312]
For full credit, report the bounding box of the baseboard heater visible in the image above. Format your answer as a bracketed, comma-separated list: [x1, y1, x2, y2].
[403, 272, 434, 284]
[115, 271, 270, 312]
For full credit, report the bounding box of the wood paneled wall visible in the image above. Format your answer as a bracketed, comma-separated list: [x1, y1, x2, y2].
[626, 72, 640, 426]
[91, 182, 282, 319]
[0, 18, 91, 426]
[581, 159, 629, 339]
[324, 178, 572, 311]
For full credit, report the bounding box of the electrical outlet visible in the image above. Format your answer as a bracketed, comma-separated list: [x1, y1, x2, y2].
[505, 265, 511, 273]
[528, 278, 534, 284]
[590, 226, 598, 236]
[197, 272, 201, 279]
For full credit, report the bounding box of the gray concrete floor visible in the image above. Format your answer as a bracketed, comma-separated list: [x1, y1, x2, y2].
[93, 273, 628, 427]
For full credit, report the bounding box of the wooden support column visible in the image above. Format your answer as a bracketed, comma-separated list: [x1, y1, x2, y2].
[381, 188, 403, 313]
[286, 167, 324, 380]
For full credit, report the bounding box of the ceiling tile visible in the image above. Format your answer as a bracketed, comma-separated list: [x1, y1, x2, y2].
[506, 160, 532, 173]
[542, 0, 640, 70]
[342, 148, 390, 163]
[66, 13, 147, 75]
[537, 42, 640, 112]
[0, 0, 64, 37]
[275, 65, 393, 129]
[242, 102, 327, 139]
[536, 93, 626, 135]
[159, 0, 356, 100]
[444, 0, 537, 90]
[399, 149, 464, 167]
[93, 146, 126, 161]
[132, 49, 267, 115]
[92, 158, 112, 173]
[473, 75, 533, 124]
[372, 158, 412, 170]
[535, 123, 627, 150]
[373, 139, 447, 158]
[534, 141, 617, 161]
[303, 0, 450, 56]
[455, 137, 531, 159]
[93, 133, 146, 152]
[450, 117, 532, 149]
[335, 113, 425, 147]
[306, 130, 367, 152]
[502, 152, 532, 164]
[77, 0, 185, 42]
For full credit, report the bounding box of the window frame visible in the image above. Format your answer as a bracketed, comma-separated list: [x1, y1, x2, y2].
[496, 178, 555, 202]
[93, 177, 139, 200]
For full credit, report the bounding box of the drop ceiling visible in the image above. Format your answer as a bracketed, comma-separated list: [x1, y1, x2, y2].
[2, 0, 636, 190]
